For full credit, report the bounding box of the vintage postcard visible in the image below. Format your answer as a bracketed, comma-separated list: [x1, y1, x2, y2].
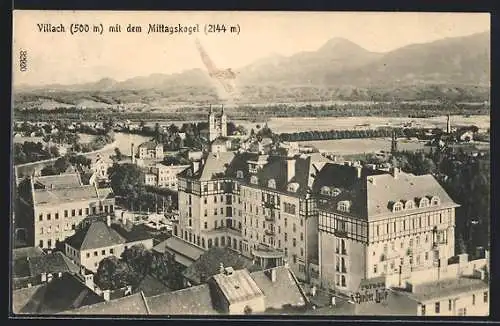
[11, 10, 490, 317]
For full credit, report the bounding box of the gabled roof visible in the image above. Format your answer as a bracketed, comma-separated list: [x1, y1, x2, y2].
[60, 292, 149, 315]
[66, 221, 126, 251]
[146, 284, 218, 315]
[12, 273, 104, 314]
[110, 223, 153, 243]
[152, 237, 204, 266]
[210, 269, 264, 305]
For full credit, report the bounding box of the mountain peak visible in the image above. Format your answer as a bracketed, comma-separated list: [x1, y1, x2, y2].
[318, 37, 369, 55]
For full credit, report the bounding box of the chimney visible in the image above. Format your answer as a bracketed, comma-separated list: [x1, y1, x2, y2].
[85, 273, 94, 289]
[131, 143, 135, 164]
[102, 289, 110, 301]
[219, 262, 225, 274]
[270, 268, 277, 283]
[192, 161, 200, 174]
[356, 166, 362, 179]
[287, 159, 296, 182]
[106, 215, 111, 227]
[391, 167, 399, 178]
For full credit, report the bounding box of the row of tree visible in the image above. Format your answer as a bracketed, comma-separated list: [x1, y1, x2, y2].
[40, 153, 93, 176]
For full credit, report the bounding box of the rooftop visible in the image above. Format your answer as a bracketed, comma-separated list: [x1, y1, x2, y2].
[60, 292, 149, 315]
[315, 163, 459, 221]
[13, 251, 80, 279]
[406, 277, 489, 302]
[182, 247, 261, 284]
[210, 268, 264, 305]
[152, 237, 205, 265]
[33, 184, 112, 206]
[33, 173, 82, 190]
[251, 266, 306, 310]
[12, 246, 44, 261]
[138, 141, 162, 150]
[146, 284, 218, 315]
[12, 273, 104, 314]
[66, 221, 126, 251]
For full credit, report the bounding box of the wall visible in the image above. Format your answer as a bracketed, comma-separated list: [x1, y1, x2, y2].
[419, 289, 489, 316]
[79, 244, 125, 272]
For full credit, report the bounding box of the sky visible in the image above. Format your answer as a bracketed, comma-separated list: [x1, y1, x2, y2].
[12, 11, 490, 86]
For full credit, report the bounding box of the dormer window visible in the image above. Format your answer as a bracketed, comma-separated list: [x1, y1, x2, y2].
[393, 202, 403, 212]
[405, 200, 415, 210]
[331, 188, 341, 197]
[320, 186, 330, 195]
[268, 179, 276, 189]
[431, 196, 440, 206]
[236, 170, 244, 179]
[419, 197, 429, 208]
[250, 176, 258, 185]
[287, 183, 299, 193]
[337, 201, 351, 213]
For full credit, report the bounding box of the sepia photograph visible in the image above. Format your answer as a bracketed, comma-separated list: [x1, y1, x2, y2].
[10, 10, 490, 317]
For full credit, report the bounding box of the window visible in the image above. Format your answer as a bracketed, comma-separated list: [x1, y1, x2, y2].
[86, 253, 90, 258]
[337, 201, 350, 213]
[472, 294, 476, 305]
[421, 305, 426, 316]
[94, 251, 98, 256]
[110, 248, 114, 254]
[393, 202, 403, 212]
[204, 209, 207, 217]
[300, 233, 304, 241]
[341, 275, 346, 287]
[250, 176, 258, 185]
[214, 208, 218, 216]
[419, 197, 429, 208]
[405, 200, 414, 210]
[215, 221, 218, 228]
[39, 240, 44, 248]
[64, 210, 68, 218]
[214, 196, 217, 203]
[204, 197, 207, 204]
[268, 179, 276, 189]
[484, 291, 488, 303]
[431, 196, 440, 206]
[293, 238, 297, 247]
[435, 302, 440, 314]
[71, 209, 76, 217]
[101, 250, 105, 255]
[79, 209, 83, 216]
[204, 222, 208, 229]
[55, 213, 59, 220]
[320, 186, 330, 195]
[425, 252, 429, 260]
[47, 213, 51, 220]
[373, 265, 377, 274]
[236, 170, 244, 178]
[448, 299, 452, 311]
[85, 208, 89, 215]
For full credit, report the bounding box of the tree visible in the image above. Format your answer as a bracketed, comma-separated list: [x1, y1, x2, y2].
[114, 148, 123, 161]
[121, 244, 153, 279]
[95, 256, 135, 290]
[151, 252, 184, 290]
[53, 156, 70, 174]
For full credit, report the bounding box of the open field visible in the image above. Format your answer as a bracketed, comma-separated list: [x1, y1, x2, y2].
[298, 138, 427, 155]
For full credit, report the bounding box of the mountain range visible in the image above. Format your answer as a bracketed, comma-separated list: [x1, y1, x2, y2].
[15, 31, 490, 104]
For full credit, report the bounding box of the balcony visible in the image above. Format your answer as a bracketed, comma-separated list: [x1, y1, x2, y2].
[264, 229, 275, 236]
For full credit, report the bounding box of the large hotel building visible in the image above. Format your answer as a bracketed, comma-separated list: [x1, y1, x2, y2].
[174, 108, 460, 290]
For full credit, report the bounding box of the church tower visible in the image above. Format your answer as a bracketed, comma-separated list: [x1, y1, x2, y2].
[208, 105, 227, 142]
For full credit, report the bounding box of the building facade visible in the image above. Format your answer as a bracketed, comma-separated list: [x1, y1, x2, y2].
[316, 164, 459, 294]
[17, 173, 115, 249]
[137, 141, 164, 160]
[143, 162, 191, 190]
[176, 147, 332, 281]
[65, 219, 154, 272]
